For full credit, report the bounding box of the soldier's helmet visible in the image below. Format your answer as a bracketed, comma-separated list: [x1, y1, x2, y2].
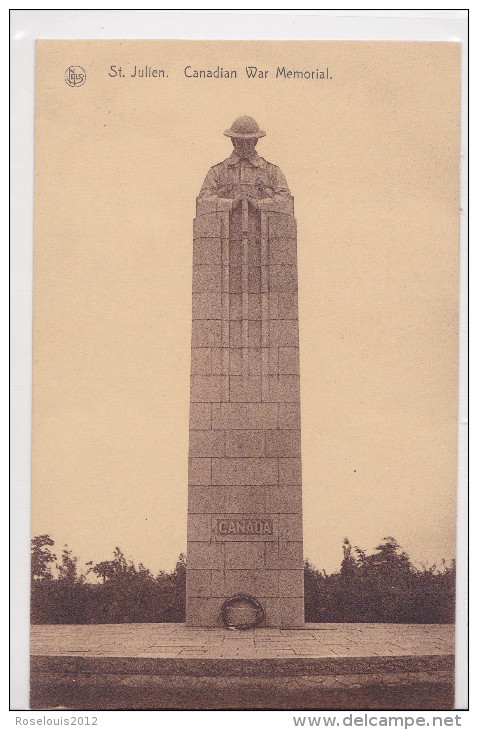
[224, 115, 266, 139]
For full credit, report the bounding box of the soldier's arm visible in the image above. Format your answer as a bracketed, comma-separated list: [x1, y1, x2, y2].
[271, 166, 292, 198]
[198, 167, 220, 200]
[197, 165, 233, 215]
[259, 164, 294, 214]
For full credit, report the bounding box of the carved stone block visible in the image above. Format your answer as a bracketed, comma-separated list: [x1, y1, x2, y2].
[279, 402, 301, 429]
[189, 430, 225, 458]
[211, 569, 279, 597]
[192, 265, 222, 293]
[278, 458, 302, 485]
[190, 348, 212, 375]
[225, 430, 266, 457]
[187, 542, 225, 570]
[212, 403, 279, 430]
[269, 320, 299, 348]
[211, 458, 278, 486]
[192, 293, 222, 320]
[224, 541, 265, 569]
[229, 375, 262, 402]
[189, 403, 212, 430]
[188, 457, 211, 486]
[190, 375, 228, 403]
[265, 430, 301, 458]
[188, 485, 226, 513]
[186, 569, 212, 598]
[268, 374, 300, 403]
[279, 570, 305, 597]
[269, 265, 298, 292]
[265, 541, 304, 570]
[187, 513, 212, 541]
[191, 320, 222, 348]
[278, 347, 300, 374]
[193, 238, 223, 265]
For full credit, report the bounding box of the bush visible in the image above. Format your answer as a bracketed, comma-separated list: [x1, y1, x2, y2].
[30, 537, 455, 624]
[31, 546, 186, 624]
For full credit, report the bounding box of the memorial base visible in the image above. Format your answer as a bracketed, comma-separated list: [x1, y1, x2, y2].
[30, 623, 454, 710]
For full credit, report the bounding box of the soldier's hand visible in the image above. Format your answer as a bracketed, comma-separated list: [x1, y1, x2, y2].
[232, 195, 245, 211]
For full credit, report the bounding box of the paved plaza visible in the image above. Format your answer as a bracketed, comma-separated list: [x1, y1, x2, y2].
[31, 622, 454, 659]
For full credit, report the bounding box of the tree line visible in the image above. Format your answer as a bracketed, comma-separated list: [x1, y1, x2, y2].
[30, 535, 455, 624]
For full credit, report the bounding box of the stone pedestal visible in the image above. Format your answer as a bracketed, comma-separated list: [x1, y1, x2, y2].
[186, 195, 304, 627]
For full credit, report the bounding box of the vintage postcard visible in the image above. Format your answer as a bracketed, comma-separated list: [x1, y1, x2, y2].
[30, 39, 461, 710]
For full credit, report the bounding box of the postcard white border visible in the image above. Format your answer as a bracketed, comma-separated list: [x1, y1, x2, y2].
[10, 8, 469, 718]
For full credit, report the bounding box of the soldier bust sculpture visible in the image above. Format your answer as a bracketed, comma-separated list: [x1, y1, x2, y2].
[198, 115, 294, 216]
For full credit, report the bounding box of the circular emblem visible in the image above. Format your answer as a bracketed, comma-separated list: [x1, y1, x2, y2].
[65, 66, 86, 87]
[221, 594, 265, 630]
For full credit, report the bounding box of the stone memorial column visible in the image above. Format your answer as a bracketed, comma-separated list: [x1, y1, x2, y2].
[186, 117, 304, 628]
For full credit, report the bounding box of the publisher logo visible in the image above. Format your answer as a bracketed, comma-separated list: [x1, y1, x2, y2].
[65, 66, 86, 87]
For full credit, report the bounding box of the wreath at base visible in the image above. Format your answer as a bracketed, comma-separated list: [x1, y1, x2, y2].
[220, 593, 265, 630]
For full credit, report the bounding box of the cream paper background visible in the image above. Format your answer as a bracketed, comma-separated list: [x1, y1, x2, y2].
[32, 40, 460, 575]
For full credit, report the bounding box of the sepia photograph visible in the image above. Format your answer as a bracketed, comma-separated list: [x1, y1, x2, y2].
[22, 31, 463, 711]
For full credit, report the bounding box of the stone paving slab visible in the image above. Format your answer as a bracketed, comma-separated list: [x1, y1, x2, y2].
[31, 622, 454, 659]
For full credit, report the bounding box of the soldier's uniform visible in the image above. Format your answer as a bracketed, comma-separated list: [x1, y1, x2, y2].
[198, 150, 292, 206]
